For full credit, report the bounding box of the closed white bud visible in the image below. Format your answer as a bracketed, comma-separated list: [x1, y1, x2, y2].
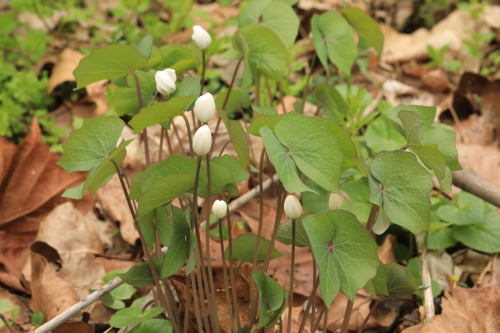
[192, 25, 212, 50]
[194, 93, 216, 123]
[212, 200, 227, 219]
[284, 195, 302, 220]
[193, 125, 212, 156]
[328, 192, 344, 210]
[155, 68, 176, 95]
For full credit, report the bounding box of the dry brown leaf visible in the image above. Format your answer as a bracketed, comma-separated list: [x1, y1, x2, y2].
[29, 241, 92, 332]
[0, 118, 85, 225]
[48, 48, 85, 93]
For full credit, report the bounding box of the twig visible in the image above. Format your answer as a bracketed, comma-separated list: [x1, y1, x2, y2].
[452, 170, 500, 208]
[34, 277, 124, 333]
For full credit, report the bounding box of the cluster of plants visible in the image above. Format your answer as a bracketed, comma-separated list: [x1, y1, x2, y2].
[23, 0, 500, 332]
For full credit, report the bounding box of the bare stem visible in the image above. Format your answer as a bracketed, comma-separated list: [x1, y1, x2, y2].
[357, 299, 381, 333]
[340, 300, 354, 333]
[264, 76, 273, 107]
[181, 113, 194, 157]
[255, 73, 261, 107]
[211, 58, 243, 152]
[131, 70, 150, 166]
[219, 216, 236, 332]
[300, 54, 316, 114]
[287, 218, 296, 333]
[159, 127, 165, 161]
[262, 184, 285, 274]
[201, 50, 206, 96]
[189, 272, 205, 333]
[226, 208, 241, 329]
[249, 149, 266, 324]
[311, 256, 317, 333]
[278, 81, 286, 114]
[183, 271, 192, 333]
[365, 205, 380, 233]
[297, 273, 320, 333]
[111, 159, 178, 333]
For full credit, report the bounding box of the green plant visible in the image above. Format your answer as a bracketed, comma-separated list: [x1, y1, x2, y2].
[0, 299, 20, 330]
[47, 2, 471, 333]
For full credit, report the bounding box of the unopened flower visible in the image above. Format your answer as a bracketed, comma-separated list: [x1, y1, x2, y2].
[155, 68, 176, 95]
[212, 200, 227, 219]
[284, 195, 302, 220]
[192, 25, 212, 50]
[328, 192, 344, 210]
[193, 125, 212, 156]
[194, 93, 216, 123]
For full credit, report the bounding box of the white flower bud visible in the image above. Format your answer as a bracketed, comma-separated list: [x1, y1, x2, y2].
[192, 25, 212, 50]
[155, 68, 176, 95]
[194, 93, 216, 123]
[212, 200, 227, 219]
[284, 195, 302, 220]
[193, 125, 212, 156]
[328, 192, 344, 210]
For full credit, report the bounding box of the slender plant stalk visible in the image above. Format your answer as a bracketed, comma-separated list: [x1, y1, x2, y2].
[181, 113, 194, 157]
[249, 149, 266, 324]
[338, 204, 380, 333]
[164, 127, 174, 156]
[340, 300, 354, 333]
[211, 58, 243, 152]
[110, 159, 179, 333]
[162, 278, 181, 330]
[200, 50, 206, 96]
[357, 299, 381, 333]
[287, 218, 297, 333]
[172, 121, 187, 155]
[189, 272, 205, 333]
[311, 257, 317, 332]
[264, 76, 273, 107]
[299, 54, 316, 114]
[0, 314, 14, 333]
[311, 306, 326, 333]
[218, 215, 236, 332]
[255, 73, 261, 107]
[194, 246, 212, 333]
[323, 306, 329, 333]
[131, 70, 150, 166]
[226, 209, 241, 329]
[297, 273, 320, 332]
[262, 184, 285, 274]
[183, 270, 192, 333]
[191, 157, 212, 333]
[159, 127, 165, 161]
[278, 81, 286, 113]
[205, 155, 220, 333]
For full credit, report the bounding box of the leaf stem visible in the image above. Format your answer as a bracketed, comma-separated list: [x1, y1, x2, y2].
[340, 300, 354, 333]
[262, 183, 285, 274]
[287, 218, 296, 333]
[249, 149, 266, 324]
[365, 205, 380, 233]
[205, 155, 220, 333]
[255, 73, 261, 107]
[110, 158, 179, 333]
[264, 76, 273, 107]
[311, 256, 317, 332]
[131, 69, 150, 166]
[189, 272, 206, 333]
[183, 270, 192, 333]
[200, 50, 206, 96]
[181, 113, 194, 157]
[211, 58, 243, 153]
[159, 127, 165, 161]
[297, 272, 320, 332]
[218, 215, 236, 332]
[226, 206, 241, 329]
[357, 299, 381, 333]
[300, 54, 317, 114]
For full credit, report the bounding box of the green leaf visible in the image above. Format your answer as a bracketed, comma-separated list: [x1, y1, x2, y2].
[301, 179, 329, 214]
[247, 114, 284, 136]
[370, 151, 433, 233]
[364, 264, 388, 297]
[407, 257, 442, 299]
[129, 319, 172, 333]
[312, 84, 349, 122]
[386, 105, 461, 170]
[162, 206, 196, 277]
[252, 106, 278, 116]
[74, 45, 149, 89]
[157, 45, 200, 75]
[427, 227, 457, 250]
[156, 206, 172, 247]
[340, 179, 371, 223]
[320, 118, 356, 170]
[215, 88, 251, 115]
[110, 306, 164, 328]
[302, 211, 381, 304]
[364, 115, 406, 152]
[120, 259, 162, 288]
[259, 126, 311, 193]
[137, 174, 195, 217]
[398, 110, 447, 182]
[311, 12, 357, 76]
[311, 14, 329, 75]
[384, 263, 419, 293]
[0, 300, 12, 314]
[171, 77, 201, 111]
[58, 116, 125, 173]
[238, 0, 299, 49]
[129, 96, 196, 133]
[129, 162, 162, 200]
[213, 155, 249, 183]
[115, 70, 157, 116]
[135, 34, 154, 59]
[342, 7, 384, 56]
[226, 233, 282, 263]
[31, 310, 43, 327]
[274, 112, 343, 193]
[252, 270, 288, 329]
[234, 24, 287, 80]
[227, 120, 251, 168]
[276, 217, 310, 247]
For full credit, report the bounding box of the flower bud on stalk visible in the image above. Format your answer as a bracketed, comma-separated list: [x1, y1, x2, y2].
[193, 125, 212, 156]
[192, 25, 212, 50]
[155, 68, 176, 95]
[212, 200, 227, 219]
[284, 195, 302, 220]
[328, 192, 344, 210]
[194, 93, 216, 123]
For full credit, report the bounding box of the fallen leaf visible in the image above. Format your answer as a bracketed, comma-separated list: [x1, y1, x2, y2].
[48, 48, 85, 93]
